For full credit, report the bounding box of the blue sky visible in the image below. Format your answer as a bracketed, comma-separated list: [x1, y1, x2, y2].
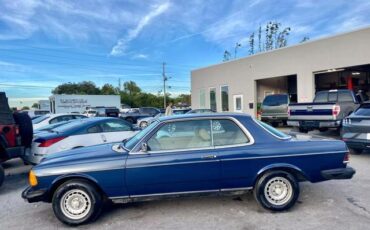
[1, 0, 370, 106]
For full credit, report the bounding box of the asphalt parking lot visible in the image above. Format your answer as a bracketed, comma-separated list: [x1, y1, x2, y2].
[1, 130, 370, 230]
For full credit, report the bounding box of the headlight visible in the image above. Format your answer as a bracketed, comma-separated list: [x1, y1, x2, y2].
[29, 170, 38, 187]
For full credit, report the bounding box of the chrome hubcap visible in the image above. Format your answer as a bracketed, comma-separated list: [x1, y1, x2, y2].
[60, 189, 91, 220]
[264, 177, 293, 205]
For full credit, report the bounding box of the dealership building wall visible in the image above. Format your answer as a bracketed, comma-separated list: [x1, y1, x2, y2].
[191, 27, 370, 116]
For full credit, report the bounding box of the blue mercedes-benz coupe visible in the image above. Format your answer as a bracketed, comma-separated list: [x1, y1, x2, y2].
[22, 113, 355, 225]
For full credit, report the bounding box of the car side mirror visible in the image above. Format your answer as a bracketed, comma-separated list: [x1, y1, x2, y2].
[141, 142, 148, 152]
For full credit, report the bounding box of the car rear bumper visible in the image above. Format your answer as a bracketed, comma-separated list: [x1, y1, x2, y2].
[321, 166, 356, 180]
[343, 139, 370, 150]
[287, 120, 341, 129]
[22, 186, 48, 203]
[261, 115, 288, 122]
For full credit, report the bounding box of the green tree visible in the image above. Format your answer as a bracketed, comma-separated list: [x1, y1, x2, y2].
[31, 103, 39, 109]
[101, 84, 118, 95]
[223, 50, 231, 62]
[300, 36, 310, 43]
[52, 81, 100, 95]
[21, 106, 30, 110]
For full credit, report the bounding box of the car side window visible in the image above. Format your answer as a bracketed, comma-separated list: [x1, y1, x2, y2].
[212, 119, 249, 146]
[100, 120, 131, 132]
[87, 125, 101, 133]
[147, 120, 212, 152]
[49, 115, 72, 124]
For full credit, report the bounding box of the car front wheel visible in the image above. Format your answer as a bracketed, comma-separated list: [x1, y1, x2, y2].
[254, 170, 299, 211]
[52, 180, 103, 225]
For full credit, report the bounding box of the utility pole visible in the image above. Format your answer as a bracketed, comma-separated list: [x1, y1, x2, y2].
[162, 62, 167, 109]
[118, 78, 121, 91]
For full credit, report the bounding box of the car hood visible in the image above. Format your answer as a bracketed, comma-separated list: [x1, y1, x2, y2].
[36, 143, 128, 170]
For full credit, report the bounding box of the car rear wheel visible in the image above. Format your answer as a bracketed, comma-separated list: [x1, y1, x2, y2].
[0, 164, 4, 187]
[52, 180, 103, 225]
[254, 170, 299, 211]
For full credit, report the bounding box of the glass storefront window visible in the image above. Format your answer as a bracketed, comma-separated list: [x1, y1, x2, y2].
[210, 88, 216, 112]
[221, 85, 229, 111]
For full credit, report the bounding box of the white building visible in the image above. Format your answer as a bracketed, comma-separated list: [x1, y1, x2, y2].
[49, 95, 120, 114]
[191, 27, 370, 116]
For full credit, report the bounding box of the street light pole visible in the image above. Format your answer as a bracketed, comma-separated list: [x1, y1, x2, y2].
[162, 62, 167, 109]
[234, 42, 242, 59]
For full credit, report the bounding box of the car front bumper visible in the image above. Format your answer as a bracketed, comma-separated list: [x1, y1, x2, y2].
[22, 186, 48, 203]
[288, 120, 341, 129]
[321, 166, 356, 180]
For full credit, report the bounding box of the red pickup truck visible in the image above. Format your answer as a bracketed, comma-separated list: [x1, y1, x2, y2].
[0, 92, 33, 187]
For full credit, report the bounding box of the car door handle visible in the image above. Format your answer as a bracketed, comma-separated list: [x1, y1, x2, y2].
[201, 155, 217, 159]
[101, 135, 107, 142]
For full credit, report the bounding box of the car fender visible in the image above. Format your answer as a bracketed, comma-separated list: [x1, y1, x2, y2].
[48, 173, 105, 201]
[255, 163, 311, 183]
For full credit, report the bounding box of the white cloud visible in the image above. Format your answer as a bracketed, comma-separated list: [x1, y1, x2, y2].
[132, 54, 149, 59]
[110, 1, 171, 56]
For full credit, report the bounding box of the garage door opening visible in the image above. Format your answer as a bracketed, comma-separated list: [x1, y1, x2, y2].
[314, 64, 370, 98]
[255, 75, 297, 116]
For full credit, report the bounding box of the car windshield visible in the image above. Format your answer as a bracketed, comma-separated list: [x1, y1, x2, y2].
[355, 104, 370, 116]
[124, 120, 159, 150]
[254, 119, 291, 139]
[32, 114, 50, 124]
[262, 95, 288, 106]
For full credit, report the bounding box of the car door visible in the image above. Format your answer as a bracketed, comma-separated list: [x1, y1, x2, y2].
[125, 119, 221, 196]
[211, 119, 255, 190]
[71, 124, 106, 147]
[99, 120, 136, 142]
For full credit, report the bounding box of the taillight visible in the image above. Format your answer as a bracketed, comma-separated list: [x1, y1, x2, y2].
[38, 137, 66, 147]
[287, 107, 291, 117]
[343, 152, 350, 163]
[332, 105, 340, 117]
[15, 126, 20, 135]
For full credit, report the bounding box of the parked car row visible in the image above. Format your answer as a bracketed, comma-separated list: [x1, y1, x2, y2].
[261, 89, 370, 154]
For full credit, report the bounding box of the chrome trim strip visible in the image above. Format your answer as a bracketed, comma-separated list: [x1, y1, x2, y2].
[220, 187, 252, 192]
[110, 187, 254, 200]
[126, 159, 220, 169]
[253, 118, 291, 140]
[129, 116, 255, 155]
[221, 150, 347, 162]
[130, 189, 219, 198]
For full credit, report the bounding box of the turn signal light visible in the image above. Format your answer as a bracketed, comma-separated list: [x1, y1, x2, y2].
[29, 170, 38, 187]
[38, 137, 66, 147]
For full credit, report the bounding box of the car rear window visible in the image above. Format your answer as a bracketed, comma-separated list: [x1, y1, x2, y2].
[314, 91, 328, 103]
[254, 119, 291, 139]
[338, 91, 353, 102]
[262, 95, 288, 106]
[355, 104, 370, 116]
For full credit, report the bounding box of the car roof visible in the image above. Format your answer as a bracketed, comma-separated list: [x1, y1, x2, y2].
[158, 112, 251, 122]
